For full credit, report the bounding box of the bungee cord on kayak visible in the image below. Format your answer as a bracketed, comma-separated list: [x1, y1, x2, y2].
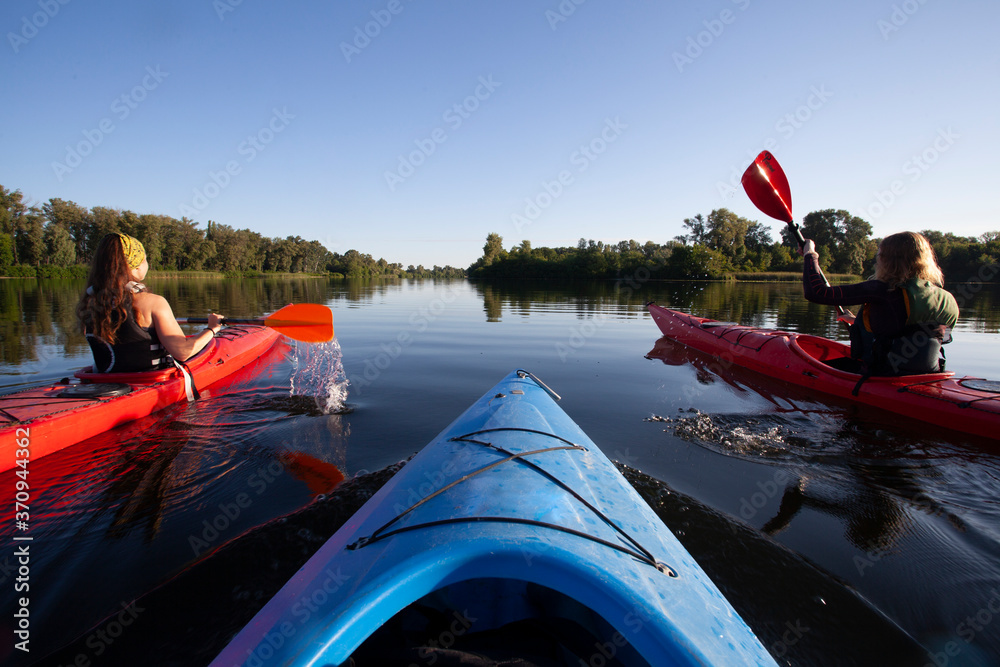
[515, 368, 562, 400]
[349, 427, 677, 576]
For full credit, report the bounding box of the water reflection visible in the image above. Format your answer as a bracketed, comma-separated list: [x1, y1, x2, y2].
[4, 278, 1000, 376]
[473, 278, 1000, 337]
[0, 278, 88, 367]
[6, 277, 1000, 665]
[105, 436, 188, 542]
[759, 466, 968, 552]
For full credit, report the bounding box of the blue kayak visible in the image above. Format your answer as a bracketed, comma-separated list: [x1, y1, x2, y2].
[211, 370, 776, 666]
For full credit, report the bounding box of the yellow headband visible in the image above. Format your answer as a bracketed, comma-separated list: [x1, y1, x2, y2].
[117, 234, 146, 269]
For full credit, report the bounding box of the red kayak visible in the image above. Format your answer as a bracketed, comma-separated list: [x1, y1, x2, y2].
[647, 302, 1000, 441]
[1, 325, 281, 471]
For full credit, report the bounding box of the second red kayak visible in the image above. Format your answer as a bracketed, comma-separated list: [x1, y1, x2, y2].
[0, 325, 282, 471]
[647, 302, 1000, 441]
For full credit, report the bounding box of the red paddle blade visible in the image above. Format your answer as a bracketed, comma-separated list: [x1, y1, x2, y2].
[741, 150, 793, 223]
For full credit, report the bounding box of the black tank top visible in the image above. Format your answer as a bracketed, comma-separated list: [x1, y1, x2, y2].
[86, 306, 169, 373]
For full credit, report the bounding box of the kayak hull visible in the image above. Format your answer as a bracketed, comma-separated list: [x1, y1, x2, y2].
[647, 302, 1000, 440]
[0, 325, 281, 470]
[211, 370, 776, 666]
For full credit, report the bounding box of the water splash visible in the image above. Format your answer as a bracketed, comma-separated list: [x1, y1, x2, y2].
[646, 406, 964, 464]
[647, 409, 791, 458]
[290, 338, 350, 414]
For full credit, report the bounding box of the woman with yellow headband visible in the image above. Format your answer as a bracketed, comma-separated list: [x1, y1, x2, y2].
[76, 233, 225, 372]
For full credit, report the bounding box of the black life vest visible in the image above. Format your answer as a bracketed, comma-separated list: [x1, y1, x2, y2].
[849, 278, 959, 376]
[85, 285, 170, 373]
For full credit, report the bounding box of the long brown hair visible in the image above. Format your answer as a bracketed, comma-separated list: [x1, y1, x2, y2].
[874, 231, 945, 289]
[76, 234, 137, 343]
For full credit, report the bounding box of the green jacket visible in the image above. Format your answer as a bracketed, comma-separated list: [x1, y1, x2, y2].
[901, 278, 959, 329]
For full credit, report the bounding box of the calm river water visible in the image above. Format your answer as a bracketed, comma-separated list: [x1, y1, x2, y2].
[3, 276, 1000, 666]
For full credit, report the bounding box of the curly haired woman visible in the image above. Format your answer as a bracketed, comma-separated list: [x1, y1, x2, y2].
[76, 233, 225, 372]
[801, 231, 959, 375]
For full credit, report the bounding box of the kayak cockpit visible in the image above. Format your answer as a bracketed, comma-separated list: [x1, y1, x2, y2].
[791, 334, 852, 367]
[74, 337, 220, 385]
[347, 577, 652, 666]
[791, 334, 954, 381]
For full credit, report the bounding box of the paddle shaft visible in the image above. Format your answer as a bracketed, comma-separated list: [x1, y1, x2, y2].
[794, 226, 851, 321]
[787, 221, 806, 248]
[178, 317, 328, 328]
[180, 317, 262, 325]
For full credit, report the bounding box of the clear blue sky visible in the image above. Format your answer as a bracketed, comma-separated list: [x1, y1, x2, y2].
[2, 0, 997, 268]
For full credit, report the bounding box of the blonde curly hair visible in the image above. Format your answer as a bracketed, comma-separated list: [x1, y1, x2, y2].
[874, 231, 945, 289]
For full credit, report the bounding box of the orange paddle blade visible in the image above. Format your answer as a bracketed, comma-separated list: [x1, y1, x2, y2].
[264, 304, 334, 343]
[269, 323, 334, 343]
[264, 303, 333, 326]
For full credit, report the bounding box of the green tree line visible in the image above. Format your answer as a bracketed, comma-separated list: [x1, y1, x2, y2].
[468, 208, 1000, 284]
[0, 185, 464, 279]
